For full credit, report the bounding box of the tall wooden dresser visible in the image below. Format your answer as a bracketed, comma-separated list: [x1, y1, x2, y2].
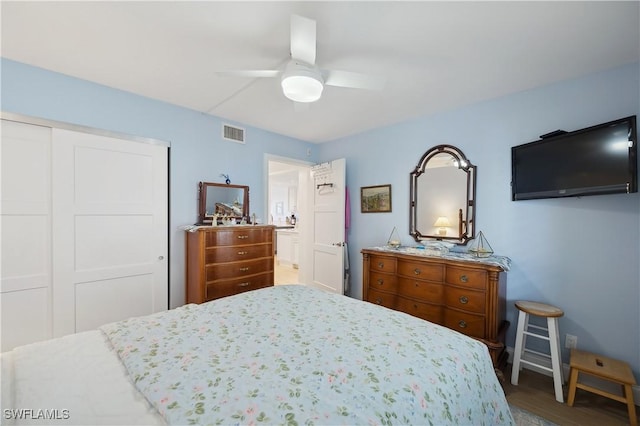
[186, 225, 276, 304]
[362, 248, 509, 368]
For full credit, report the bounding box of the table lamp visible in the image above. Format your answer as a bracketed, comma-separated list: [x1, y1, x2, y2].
[433, 216, 451, 236]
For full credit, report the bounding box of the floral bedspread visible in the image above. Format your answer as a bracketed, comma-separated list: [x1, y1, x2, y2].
[101, 285, 514, 425]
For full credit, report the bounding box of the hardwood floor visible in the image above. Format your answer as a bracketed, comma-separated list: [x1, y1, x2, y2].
[504, 364, 636, 425]
[274, 257, 299, 285]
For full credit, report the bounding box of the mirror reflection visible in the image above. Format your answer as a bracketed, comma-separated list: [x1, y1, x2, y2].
[198, 182, 250, 225]
[410, 145, 476, 244]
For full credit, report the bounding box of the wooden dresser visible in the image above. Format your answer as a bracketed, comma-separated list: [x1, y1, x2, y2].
[362, 248, 508, 368]
[186, 225, 276, 304]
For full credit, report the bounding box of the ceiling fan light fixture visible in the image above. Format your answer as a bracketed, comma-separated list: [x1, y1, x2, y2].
[281, 61, 324, 103]
[281, 75, 323, 102]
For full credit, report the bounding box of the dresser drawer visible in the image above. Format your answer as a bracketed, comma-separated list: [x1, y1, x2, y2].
[369, 271, 398, 293]
[396, 296, 443, 323]
[397, 261, 443, 282]
[366, 287, 397, 310]
[205, 244, 272, 264]
[369, 256, 397, 274]
[445, 287, 485, 314]
[206, 273, 273, 301]
[444, 308, 485, 338]
[205, 228, 273, 247]
[206, 258, 273, 281]
[397, 277, 443, 303]
[445, 267, 487, 290]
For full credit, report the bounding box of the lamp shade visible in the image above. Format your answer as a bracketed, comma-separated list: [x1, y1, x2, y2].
[433, 216, 451, 227]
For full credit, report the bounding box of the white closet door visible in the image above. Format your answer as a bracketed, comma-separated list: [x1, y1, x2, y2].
[51, 128, 168, 336]
[1, 120, 53, 351]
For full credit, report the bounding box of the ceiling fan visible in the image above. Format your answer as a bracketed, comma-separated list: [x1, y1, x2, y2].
[217, 14, 385, 103]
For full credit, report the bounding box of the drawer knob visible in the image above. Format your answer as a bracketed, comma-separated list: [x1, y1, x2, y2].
[414, 268, 421, 275]
[239, 267, 250, 272]
[238, 282, 250, 287]
[458, 320, 467, 328]
[375, 299, 382, 305]
[459, 296, 469, 304]
[237, 235, 249, 239]
[237, 251, 248, 255]
[459, 274, 468, 283]
[378, 262, 384, 269]
[377, 279, 384, 285]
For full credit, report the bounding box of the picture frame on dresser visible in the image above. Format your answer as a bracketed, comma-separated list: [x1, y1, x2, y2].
[361, 184, 392, 213]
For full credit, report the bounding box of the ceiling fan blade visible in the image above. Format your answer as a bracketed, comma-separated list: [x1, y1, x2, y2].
[290, 14, 316, 65]
[216, 70, 280, 78]
[324, 70, 386, 91]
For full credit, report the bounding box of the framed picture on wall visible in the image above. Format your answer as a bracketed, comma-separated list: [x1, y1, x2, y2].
[361, 184, 392, 213]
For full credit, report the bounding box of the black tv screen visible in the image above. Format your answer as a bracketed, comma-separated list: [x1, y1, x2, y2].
[511, 116, 637, 201]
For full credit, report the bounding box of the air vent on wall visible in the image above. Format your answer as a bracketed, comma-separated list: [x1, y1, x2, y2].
[222, 124, 245, 144]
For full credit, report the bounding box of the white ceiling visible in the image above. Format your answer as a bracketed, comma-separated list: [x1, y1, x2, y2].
[2, 1, 639, 143]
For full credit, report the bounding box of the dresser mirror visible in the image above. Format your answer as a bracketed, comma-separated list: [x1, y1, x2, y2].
[410, 145, 476, 244]
[198, 181, 250, 224]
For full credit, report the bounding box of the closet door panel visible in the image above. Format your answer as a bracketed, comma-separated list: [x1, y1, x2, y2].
[1, 216, 49, 293]
[52, 128, 168, 337]
[1, 121, 50, 213]
[75, 275, 154, 332]
[74, 215, 153, 270]
[0, 288, 49, 351]
[0, 120, 52, 351]
[74, 144, 154, 208]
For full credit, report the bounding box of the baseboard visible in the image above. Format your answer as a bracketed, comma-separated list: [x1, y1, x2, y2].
[506, 346, 640, 407]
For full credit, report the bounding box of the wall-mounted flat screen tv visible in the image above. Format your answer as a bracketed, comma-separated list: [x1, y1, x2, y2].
[511, 116, 637, 201]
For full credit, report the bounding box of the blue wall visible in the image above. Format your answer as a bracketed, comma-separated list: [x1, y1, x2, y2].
[1, 58, 318, 309]
[318, 62, 640, 377]
[2, 57, 638, 377]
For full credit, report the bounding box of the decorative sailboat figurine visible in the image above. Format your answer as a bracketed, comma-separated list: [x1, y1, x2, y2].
[387, 226, 401, 249]
[469, 231, 494, 258]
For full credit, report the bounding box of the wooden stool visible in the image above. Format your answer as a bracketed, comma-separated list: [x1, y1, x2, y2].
[567, 349, 637, 426]
[511, 300, 565, 403]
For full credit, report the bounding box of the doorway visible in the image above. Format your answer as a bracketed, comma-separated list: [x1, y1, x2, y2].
[266, 156, 312, 285]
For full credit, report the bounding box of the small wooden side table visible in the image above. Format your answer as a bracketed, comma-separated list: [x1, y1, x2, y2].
[567, 348, 637, 426]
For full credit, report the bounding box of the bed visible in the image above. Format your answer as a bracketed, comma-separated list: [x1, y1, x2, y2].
[1, 285, 514, 425]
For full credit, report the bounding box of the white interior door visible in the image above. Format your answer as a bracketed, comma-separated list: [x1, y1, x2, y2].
[309, 158, 346, 294]
[51, 128, 168, 336]
[1, 120, 53, 351]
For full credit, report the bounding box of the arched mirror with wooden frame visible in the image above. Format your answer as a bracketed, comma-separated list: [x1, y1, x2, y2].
[198, 181, 250, 225]
[410, 145, 476, 244]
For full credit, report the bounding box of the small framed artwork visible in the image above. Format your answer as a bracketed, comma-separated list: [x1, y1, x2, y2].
[361, 184, 392, 213]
